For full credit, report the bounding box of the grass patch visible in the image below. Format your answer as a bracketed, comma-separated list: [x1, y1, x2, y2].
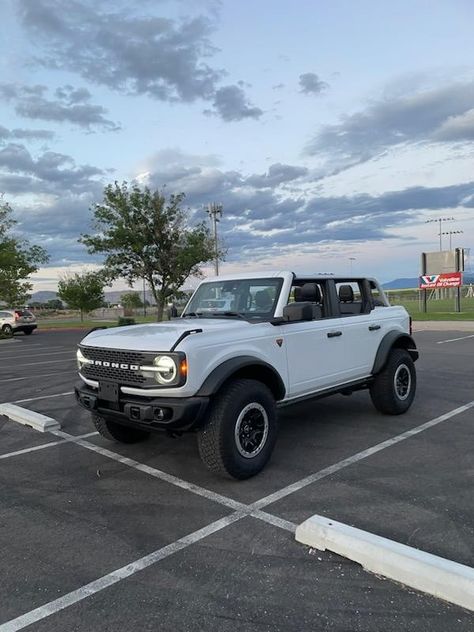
[389, 295, 474, 321]
[37, 315, 166, 329]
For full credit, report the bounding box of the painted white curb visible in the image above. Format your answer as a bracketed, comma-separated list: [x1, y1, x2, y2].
[0, 404, 61, 432]
[295, 514, 474, 612]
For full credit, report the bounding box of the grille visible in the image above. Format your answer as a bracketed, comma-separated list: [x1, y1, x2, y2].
[80, 346, 156, 386]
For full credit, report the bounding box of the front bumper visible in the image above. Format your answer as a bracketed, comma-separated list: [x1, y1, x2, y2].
[75, 381, 209, 432]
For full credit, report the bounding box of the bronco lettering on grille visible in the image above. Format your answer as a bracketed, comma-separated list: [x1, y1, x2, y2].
[92, 359, 139, 371]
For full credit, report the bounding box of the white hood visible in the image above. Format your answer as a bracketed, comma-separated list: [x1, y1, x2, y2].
[80, 318, 251, 352]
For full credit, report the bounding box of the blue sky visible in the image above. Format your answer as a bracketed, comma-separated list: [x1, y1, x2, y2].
[1, 0, 473, 292]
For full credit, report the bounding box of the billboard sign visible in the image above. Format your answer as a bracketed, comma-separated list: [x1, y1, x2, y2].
[419, 272, 463, 289]
[422, 248, 465, 275]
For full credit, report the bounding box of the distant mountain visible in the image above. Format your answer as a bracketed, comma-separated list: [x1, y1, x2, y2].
[383, 272, 474, 290]
[30, 291, 58, 303]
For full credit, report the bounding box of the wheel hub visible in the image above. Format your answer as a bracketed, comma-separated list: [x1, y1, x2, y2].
[394, 363, 411, 400]
[234, 403, 269, 458]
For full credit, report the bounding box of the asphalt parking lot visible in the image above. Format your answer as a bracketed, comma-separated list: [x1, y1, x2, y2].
[0, 328, 473, 631]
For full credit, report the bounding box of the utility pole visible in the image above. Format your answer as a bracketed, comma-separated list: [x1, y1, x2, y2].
[142, 277, 147, 317]
[207, 203, 223, 276]
[348, 257, 356, 275]
[426, 217, 454, 251]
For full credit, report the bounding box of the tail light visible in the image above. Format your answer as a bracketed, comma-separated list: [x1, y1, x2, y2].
[14, 310, 21, 321]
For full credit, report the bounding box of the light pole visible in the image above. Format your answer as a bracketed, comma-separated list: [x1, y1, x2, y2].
[440, 230, 463, 251]
[349, 257, 356, 275]
[426, 217, 454, 251]
[206, 202, 223, 276]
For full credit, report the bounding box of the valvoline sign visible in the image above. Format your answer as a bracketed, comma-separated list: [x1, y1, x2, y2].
[419, 272, 462, 289]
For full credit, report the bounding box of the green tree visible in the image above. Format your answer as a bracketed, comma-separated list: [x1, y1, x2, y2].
[57, 271, 105, 321]
[120, 291, 143, 309]
[0, 199, 49, 306]
[46, 298, 64, 310]
[80, 182, 218, 321]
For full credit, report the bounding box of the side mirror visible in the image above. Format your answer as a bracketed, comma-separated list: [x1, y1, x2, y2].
[283, 303, 314, 322]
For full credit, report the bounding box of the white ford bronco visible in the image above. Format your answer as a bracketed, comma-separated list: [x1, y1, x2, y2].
[75, 271, 418, 479]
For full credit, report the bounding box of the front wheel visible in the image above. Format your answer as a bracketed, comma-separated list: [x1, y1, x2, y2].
[197, 379, 278, 479]
[92, 414, 150, 444]
[370, 348, 416, 415]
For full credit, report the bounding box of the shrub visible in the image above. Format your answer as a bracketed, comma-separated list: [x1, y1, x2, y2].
[118, 317, 136, 326]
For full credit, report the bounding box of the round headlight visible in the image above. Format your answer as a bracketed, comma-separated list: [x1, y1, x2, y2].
[153, 355, 177, 384]
[76, 348, 86, 370]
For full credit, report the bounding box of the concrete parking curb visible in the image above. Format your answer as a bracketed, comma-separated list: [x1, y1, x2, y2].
[295, 514, 474, 612]
[0, 404, 61, 432]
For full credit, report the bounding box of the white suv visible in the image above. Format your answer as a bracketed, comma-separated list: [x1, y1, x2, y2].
[75, 271, 418, 479]
[0, 310, 37, 336]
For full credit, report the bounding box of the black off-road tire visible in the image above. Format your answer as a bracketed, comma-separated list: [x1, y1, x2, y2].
[370, 348, 416, 415]
[197, 378, 278, 480]
[92, 414, 150, 444]
[2, 324, 13, 336]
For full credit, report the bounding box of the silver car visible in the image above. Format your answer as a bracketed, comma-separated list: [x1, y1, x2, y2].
[0, 309, 37, 336]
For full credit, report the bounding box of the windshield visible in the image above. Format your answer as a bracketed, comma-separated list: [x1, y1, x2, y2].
[183, 278, 283, 321]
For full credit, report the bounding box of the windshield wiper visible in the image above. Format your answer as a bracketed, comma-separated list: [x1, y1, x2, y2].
[182, 311, 204, 318]
[210, 311, 247, 320]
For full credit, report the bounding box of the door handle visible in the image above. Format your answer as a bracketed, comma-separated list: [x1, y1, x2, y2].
[327, 331, 342, 338]
[368, 324, 381, 331]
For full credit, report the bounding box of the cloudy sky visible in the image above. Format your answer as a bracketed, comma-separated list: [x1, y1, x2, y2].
[1, 0, 474, 292]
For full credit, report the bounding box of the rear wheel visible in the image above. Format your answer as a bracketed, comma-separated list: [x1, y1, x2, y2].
[197, 378, 278, 479]
[23, 328, 34, 335]
[370, 348, 416, 414]
[1, 324, 13, 336]
[92, 414, 150, 444]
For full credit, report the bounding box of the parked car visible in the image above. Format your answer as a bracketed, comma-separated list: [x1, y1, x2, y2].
[75, 271, 418, 479]
[0, 309, 37, 336]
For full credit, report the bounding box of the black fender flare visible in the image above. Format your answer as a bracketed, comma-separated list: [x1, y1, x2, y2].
[196, 356, 286, 400]
[372, 332, 418, 375]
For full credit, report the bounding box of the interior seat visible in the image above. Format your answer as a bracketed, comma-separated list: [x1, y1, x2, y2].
[254, 289, 273, 311]
[338, 284, 363, 315]
[292, 283, 323, 319]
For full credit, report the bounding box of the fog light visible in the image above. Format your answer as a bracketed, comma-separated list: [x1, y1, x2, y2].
[153, 408, 165, 420]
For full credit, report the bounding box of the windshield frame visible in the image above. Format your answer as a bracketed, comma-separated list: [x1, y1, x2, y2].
[181, 277, 284, 322]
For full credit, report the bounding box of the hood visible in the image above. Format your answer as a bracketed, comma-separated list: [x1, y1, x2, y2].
[80, 318, 251, 352]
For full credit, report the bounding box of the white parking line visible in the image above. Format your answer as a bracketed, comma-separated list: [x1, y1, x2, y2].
[6, 359, 75, 368]
[50, 429, 295, 533]
[1, 399, 473, 629]
[0, 432, 98, 461]
[0, 371, 76, 384]
[0, 512, 245, 632]
[250, 400, 474, 511]
[437, 334, 474, 345]
[12, 392, 74, 404]
[0, 350, 73, 361]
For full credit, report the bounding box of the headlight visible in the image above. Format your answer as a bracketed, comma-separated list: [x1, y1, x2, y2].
[76, 348, 90, 370]
[153, 355, 178, 384]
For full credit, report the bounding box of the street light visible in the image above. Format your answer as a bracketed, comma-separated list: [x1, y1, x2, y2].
[206, 203, 223, 276]
[440, 230, 464, 250]
[349, 257, 356, 274]
[426, 217, 454, 251]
